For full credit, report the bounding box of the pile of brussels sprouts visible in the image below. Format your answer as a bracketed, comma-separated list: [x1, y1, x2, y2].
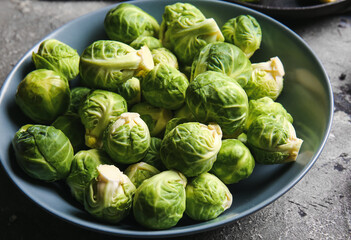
[12, 2, 303, 230]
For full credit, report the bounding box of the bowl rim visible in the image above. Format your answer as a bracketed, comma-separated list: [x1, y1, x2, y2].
[0, 0, 334, 238]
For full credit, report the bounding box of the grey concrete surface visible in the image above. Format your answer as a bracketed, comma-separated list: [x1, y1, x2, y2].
[0, 0, 350, 239]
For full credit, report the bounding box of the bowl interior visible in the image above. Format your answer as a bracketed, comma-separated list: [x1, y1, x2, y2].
[0, 0, 333, 237]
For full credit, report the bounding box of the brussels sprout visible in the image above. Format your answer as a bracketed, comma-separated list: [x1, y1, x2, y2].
[52, 113, 86, 153]
[32, 39, 80, 81]
[68, 87, 91, 114]
[79, 89, 127, 149]
[186, 71, 249, 137]
[124, 162, 160, 188]
[160, 3, 224, 65]
[79, 40, 154, 92]
[160, 122, 222, 177]
[247, 115, 303, 164]
[211, 139, 255, 184]
[15, 69, 70, 124]
[141, 63, 189, 110]
[66, 149, 113, 203]
[116, 77, 141, 107]
[103, 112, 151, 164]
[133, 170, 187, 229]
[186, 173, 232, 221]
[142, 137, 166, 171]
[12, 124, 74, 181]
[244, 57, 285, 100]
[131, 102, 173, 137]
[190, 42, 252, 87]
[104, 3, 160, 44]
[222, 15, 262, 58]
[246, 97, 293, 130]
[152, 48, 178, 69]
[84, 164, 136, 223]
[130, 36, 163, 50]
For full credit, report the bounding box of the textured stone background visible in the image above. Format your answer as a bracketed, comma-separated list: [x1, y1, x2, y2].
[0, 0, 350, 239]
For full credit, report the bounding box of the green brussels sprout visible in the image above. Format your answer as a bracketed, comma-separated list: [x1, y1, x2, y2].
[246, 97, 293, 130]
[142, 137, 166, 171]
[186, 71, 249, 137]
[52, 113, 86, 153]
[116, 77, 141, 107]
[186, 173, 232, 221]
[32, 39, 80, 81]
[84, 164, 136, 223]
[79, 40, 154, 92]
[244, 57, 285, 100]
[66, 149, 113, 203]
[222, 15, 262, 58]
[247, 115, 303, 164]
[141, 63, 189, 110]
[12, 124, 74, 181]
[152, 48, 178, 69]
[159, 3, 224, 65]
[133, 170, 187, 229]
[130, 36, 163, 50]
[79, 89, 127, 149]
[68, 87, 91, 114]
[131, 102, 173, 137]
[104, 3, 160, 44]
[211, 139, 255, 184]
[160, 122, 222, 177]
[190, 42, 252, 87]
[15, 69, 70, 124]
[124, 162, 160, 188]
[103, 112, 151, 164]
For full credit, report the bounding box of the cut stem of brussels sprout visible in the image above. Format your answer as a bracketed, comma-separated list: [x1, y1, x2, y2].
[278, 122, 304, 163]
[206, 123, 223, 141]
[252, 56, 285, 87]
[97, 164, 124, 183]
[194, 18, 224, 42]
[110, 112, 144, 130]
[136, 46, 154, 72]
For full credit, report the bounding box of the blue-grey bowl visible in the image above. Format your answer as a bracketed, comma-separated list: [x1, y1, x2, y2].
[0, 0, 333, 238]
